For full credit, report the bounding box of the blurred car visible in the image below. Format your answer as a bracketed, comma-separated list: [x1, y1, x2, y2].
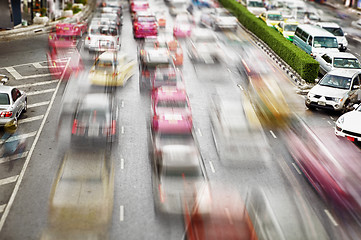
[55, 22, 87, 37]
[169, 0, 188, 16]
[130, 1, 149, 20]
[0, 86, 27, 126]
[315, 52, 361, 76]
[183, 184, 258, 240]
[173, 12, 195, 38]
[316, 22, 348, 51]
[155, 10, 166, 28]
[133, 11, 158, 39]
[85, 25, 120, 53]
[200, 8, 238, 31]
[210, 97, 270, 164]
[187, 29, 222, 64]
[273, 20, 298, 42]
[71, 94, 117, 146]
[151, 65, 183, 90]
[240, 0, 266, 16]
[151, 87, 192, 132]
[335, 103, 361, 142]
[305, 69, 361, 113]
[192, 0, 218, 8]
[285, 118, 361, 214]
[94, 12, 122, 27]
[89, 51, 136, 87]
[46, 149, 114, 239]
[259, 10, 283, 27]
[139, 48, 174, 91]
[98, 5, 123, 19]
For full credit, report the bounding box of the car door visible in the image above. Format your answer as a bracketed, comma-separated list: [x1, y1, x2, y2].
[11, 88, 23, 117]
[318, 54, 331, 75]
[349, 74, 361, 104]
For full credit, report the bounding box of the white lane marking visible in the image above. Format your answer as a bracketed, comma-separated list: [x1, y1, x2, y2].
[0, 151, 28, 165]
[292, 163, 302, 175]
[121, 100, 124, 108]
[4, 67, 23, 80]
[27, 88, 56, 96]
[120, 158, 124, 169]
[120, 205, 124, 222]
[32, 63, 56, 69]
[324, 209, 338, 226]
[355, 53, 361, 57]
[0, 58, 70, 231]
[15, 80, 59, 88]
[0, 175, 19, 186]
[270, 130, 277, 139]
[19, 115, 44, 124]
[28, 101, 50, 108]
[21, 73, 59, 80]
[0, 204, 5, 213]
[0, 61, 48, 69]
[0, 131, 37, 144]
[237, 84, 244, 91]
[197, 128, 202, 137]
[209, 161, 216, 173]
[327, 120, 332, 125]
[121, 126, 124, 134]
[330, 116, 335, 121]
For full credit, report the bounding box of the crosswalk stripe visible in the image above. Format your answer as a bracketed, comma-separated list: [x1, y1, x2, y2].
[27, 89, 56, 96]
[18, 115, 44, 124]
[0, 204, 6, 213]
[4, 67, 23, 80]
[15, 80, 59, 88]
[0, 131, 37, 144]
[0, 152, 28, 164]
[21, 73, 58, 80]
[0, 175, 19, 186]
[27, 101, 49, 108]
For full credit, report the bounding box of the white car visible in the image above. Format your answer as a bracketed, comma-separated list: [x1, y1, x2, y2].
[305, 69, 361, 112]
[200, 8, 238, 31]
[85, 25, 120, 53]
[315, 52, 361, 76]
[240, 0, 266, 17]
[0, 86, 27, 126]
[316, 22, 348, 51]
[168, 0, 188, 16]
[335, 103, 361, 142]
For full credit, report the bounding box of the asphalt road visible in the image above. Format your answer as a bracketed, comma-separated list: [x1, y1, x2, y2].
[0, 0, 360, 239]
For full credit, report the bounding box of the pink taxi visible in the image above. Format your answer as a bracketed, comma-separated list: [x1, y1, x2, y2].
[133, 12, 158, 39]
[55, 22, 87, 37]
[151, 87, 192, 133]
[173, 13, 195, 38]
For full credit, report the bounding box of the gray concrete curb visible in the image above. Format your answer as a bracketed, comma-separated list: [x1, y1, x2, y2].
[0, 3, 94, 41]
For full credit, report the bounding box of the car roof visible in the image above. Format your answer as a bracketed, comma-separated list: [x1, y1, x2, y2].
[296, 24, 335, 37]
[80, 94, 110, 109]
[161, 145, 200, 168]
[324, 52, 358, 59]
[145, 49, 170, 63]
[154, 87, 187, 102]
[316, 22, 340, 28]
[0, 85, 14, 94]
[327, 68, 361, 78]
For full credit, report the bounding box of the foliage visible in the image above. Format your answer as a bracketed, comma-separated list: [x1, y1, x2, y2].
[40, 7, 47, 16]
[64, 2, 73, 10]
[75, 0, 87, 5]
[72, 6, 82, 14]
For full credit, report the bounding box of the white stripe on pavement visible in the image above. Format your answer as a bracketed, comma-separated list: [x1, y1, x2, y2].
[19, 115, 44, 124]
[0, 131, 37, 144]
[27, 89, 56, 96]
[0, 152, 28, 165]
[15, 80, 59, 88]
[21, 73, 60, 80]
[0, 175, 19, 186]
[28, 101, 50, 108]
[324, 209, 338, 226]
[120, 205, 124, 222]
[0, 204, 5, 213]
[4, 67, 23, 80]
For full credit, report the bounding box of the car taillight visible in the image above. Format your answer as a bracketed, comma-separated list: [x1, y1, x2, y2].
[0, 111, 12, 118]
[87, 36, 90, 41]
[72, 119, 77, 134]
[159, 184, 165, 203]
[111, 120, 116, 135]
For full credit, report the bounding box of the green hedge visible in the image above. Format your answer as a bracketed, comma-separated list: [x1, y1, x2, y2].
[219, 0, 319, 83]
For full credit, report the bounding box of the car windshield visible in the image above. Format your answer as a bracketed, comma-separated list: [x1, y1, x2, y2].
[319, 74, 352, 89]
[0, 93, 10, 105]
[138, 16, 156, 22]
[248, 1, 263, 7]
[333, 58, 361, 69]
[157, 100, 188, 108]
[323, 27, 344, 36]
[296, 11, 306, 19]
[313, 37, 338, 48]
[284, 24, 297, 31]
[268, 14, 283, 21]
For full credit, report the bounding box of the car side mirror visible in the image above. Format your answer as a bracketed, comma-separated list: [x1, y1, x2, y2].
[344, 32, 348, 36]
[352, 85, 360, 90]
[315, 78, 320, 83]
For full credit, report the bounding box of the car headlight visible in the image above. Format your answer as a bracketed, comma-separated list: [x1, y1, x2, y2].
[307, 93, 314, 99]
[331, 97, 341, 102]
[337, 116, 344, 125]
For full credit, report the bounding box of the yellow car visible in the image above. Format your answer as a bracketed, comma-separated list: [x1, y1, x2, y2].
[89, 51, 136, 87]
[274, 20, 299, 42]
[259, 10, 284, 27]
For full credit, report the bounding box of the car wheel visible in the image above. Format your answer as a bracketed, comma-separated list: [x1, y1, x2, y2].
[23, 99, 27, 113]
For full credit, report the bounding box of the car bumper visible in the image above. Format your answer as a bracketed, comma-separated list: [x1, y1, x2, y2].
[134, 30, 157, 38]
[335, 125, 361, 142]
[0, 117, 16, 126]
[173, 30, 191, 38]
[305, 98, 344, 111]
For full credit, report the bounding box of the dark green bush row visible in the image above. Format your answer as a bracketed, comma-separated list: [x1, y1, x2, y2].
[219, 0, 319, 83]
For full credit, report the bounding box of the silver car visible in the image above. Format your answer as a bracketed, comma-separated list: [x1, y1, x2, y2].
[315, 52, 361, 76]
[0, 86, 27, 126]
[200, 8, 238, 31]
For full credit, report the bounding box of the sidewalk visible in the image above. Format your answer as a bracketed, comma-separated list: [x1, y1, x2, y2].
[0, 3, 95, 42]
[315, 0, 361, 16]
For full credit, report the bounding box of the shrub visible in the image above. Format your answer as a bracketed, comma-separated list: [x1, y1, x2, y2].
[64, 2, 73, 10]
[40, 7, 47, 16]
[219, 0, 319, 83]
[72, 6, 81, 14]
[75, 0, 87, 5]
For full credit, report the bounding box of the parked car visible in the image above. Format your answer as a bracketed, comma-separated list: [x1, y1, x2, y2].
[305, 69, 361, 112]
[0, 86, 27, 126]
[273, 19, 298, 42]
[200, 8, 238, 31]
[259, 10, 284, 27]
[315, 52, 361, 76]
[316, 22, 348, 51]
[335, 103, 361, 142]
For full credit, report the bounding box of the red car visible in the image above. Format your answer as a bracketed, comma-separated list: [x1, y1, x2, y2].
[151, 87, 192, 132]
[133, 12, 158, 39]
[47, 33, 83, 80]
[285, 118, 361, 215]
[55, 22, 87, 37]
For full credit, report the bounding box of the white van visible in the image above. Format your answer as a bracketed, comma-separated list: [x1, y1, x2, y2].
[293, 24, 339, 58]
[240, 0, 266, 17]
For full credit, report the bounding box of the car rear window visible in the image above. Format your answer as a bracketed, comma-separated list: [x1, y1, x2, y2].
[323, 27, 344, 36]
[0, 93, 10, 105]
[157, 100, 188, 108]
